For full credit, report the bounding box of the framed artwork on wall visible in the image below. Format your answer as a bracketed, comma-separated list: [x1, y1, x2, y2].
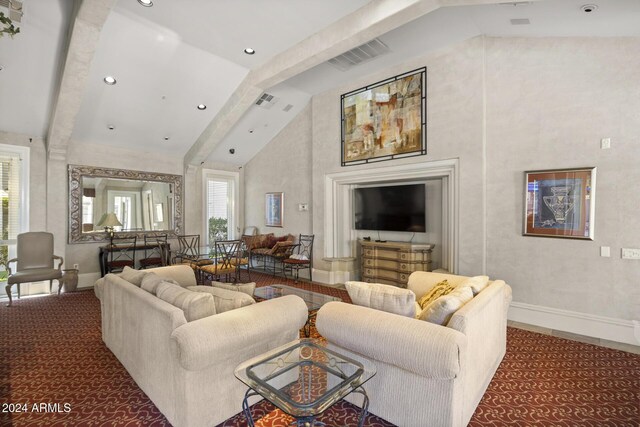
[265, 192, 284, 227]
[341, 67, 426, 166]
[523, 167, 596, 240]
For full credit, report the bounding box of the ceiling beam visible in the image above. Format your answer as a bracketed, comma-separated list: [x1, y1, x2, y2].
[184, 0, 444, 167]
[46, 0, 117, 160]
[184, 0, 537, 167]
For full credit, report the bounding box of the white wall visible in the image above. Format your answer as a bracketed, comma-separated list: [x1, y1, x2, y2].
[484, 37, 640, 321]
[243, 36, 640, 342]
[311, 37, 486, 274]
[244, 103, 313, 237]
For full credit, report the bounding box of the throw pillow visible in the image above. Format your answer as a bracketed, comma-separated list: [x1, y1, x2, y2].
[188, 285, 256, 314]
[418, 286, 474, 325]
[417, 279, 455, 309]
[457, 275, 490, 295]
[211, 281, 256, 297]
[141, 273, 179, 295]
[345, 281, 416, 318]
[156, 282, 216, 322]
[118, 266, 148, 287]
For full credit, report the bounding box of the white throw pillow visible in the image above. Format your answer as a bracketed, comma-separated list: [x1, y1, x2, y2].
[457, 275, 489, 295]
[156, 282, 216, 322]
[118, 266, 148, 287]
[345, 281, 416, 318]
[188, 285, 256, 314]
[211, 281, 256, 297]
[141, 273, 179, 295]
[418, 286, 473, 325]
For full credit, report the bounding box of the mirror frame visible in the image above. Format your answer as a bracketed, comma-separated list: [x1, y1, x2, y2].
[68, 164, 183, 243]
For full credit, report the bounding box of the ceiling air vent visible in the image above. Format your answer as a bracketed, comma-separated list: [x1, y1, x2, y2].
[255, 92, 279, 110]
[327, 38, 390, 72]
[0, 0, 23, 23]
[510, 18, 530, 25]
[282, 104, 293, 113]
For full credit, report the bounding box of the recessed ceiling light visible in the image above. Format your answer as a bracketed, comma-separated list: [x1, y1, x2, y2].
[244, 48, 255, 55]
[164, 136, 170, 141]
[137, 0, 153, 7]
[107, 124, 115, 130]
[581, 4, 598, 12]
[103, 76, 117, 85]
[197, 104, 207, 110]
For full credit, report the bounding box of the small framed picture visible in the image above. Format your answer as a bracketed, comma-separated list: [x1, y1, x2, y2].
[265, 192, 284, 227]
[524, 167, 596, 240]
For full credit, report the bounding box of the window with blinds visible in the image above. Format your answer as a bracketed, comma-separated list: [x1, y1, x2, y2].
[0, 145, 29, 290]
[206, 178, 231, 243]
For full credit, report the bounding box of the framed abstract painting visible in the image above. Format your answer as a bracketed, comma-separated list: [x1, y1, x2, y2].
[523, 167, 596, 240]
[341, 67, 426, 166]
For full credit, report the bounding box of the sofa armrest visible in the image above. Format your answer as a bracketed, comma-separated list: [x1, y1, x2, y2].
[171, 295, 308, 371]
[316, 302, 466, 379]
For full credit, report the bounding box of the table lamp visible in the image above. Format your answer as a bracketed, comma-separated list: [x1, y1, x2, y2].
[97, 212, 122, 243]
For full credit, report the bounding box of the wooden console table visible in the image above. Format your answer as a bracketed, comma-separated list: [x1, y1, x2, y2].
[360, 240, 434, 288]
[99, 242, 170, 277]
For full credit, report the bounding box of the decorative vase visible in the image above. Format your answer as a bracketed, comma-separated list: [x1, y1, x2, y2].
[61, 269, 79, 292]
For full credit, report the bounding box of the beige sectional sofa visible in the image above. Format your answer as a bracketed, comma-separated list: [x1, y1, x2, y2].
[316, 271, 512, 427]
[94, 265, 308, 427]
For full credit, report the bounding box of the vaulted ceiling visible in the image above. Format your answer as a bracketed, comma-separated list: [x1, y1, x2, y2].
[1, 0, 639, 167]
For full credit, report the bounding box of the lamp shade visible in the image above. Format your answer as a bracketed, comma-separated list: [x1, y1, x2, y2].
[97, 212, 122, 227]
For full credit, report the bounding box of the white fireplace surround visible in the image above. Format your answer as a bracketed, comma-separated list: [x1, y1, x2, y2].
[323, 158, 459, 274]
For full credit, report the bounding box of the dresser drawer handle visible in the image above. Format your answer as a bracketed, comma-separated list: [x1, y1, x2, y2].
[366, 260, 372, 265]
[400, 254, 406, 259]
[401, 264, 407, 269]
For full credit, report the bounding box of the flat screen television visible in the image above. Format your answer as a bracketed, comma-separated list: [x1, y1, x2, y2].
[354, 184, 426, 232]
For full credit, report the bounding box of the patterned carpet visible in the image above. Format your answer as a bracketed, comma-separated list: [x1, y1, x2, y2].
[0, 273, 638, 426]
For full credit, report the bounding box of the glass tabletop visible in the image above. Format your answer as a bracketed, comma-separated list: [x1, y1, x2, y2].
[254, 285, 341, 311]
[235, 338, 376, 418]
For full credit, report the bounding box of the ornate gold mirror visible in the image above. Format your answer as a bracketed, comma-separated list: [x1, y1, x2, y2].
[68, 165, 183, 243]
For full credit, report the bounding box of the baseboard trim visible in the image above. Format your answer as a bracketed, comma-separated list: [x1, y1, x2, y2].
[509, 301, 639, 345]
[78, 272, 100, 289]
[313, 269, 352, 285]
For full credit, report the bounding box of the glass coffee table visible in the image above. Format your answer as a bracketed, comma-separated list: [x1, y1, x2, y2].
[254, 285, 341, 337]
[235, 338, 376, 427]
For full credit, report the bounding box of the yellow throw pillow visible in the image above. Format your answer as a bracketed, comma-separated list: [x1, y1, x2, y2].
[417, 279, 455, 309]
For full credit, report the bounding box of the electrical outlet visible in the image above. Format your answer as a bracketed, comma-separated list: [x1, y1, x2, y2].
[600, 246, 610, 257]
[600, 137, 611, 149]
[73, 263, 79, 270]
[621, 248, 640, 260]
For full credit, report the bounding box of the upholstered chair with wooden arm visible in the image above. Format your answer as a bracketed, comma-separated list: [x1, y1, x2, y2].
[5, 232, 64, 307]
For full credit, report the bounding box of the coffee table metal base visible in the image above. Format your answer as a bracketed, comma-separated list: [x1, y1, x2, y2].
[241, 387, 371, 427]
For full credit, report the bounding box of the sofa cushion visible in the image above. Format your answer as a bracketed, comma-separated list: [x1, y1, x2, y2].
[345, 281, 416, 318]
[457, 275, 490, 295]
[211, 281, 256, 297]
[417, 279, 454, 309]
[418, 285, 474, 325]
[141, 273, 179, 295]
[156, 282, 216, 322]
[187, 285, 256, 313]
[118, 266, 148, 286]
[145, 264, 198, 287]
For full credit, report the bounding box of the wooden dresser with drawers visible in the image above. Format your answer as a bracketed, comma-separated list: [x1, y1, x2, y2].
[359, 240, 434, 288]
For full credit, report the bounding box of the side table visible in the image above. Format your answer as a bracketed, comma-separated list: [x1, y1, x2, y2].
[235, 338, 376, 427]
